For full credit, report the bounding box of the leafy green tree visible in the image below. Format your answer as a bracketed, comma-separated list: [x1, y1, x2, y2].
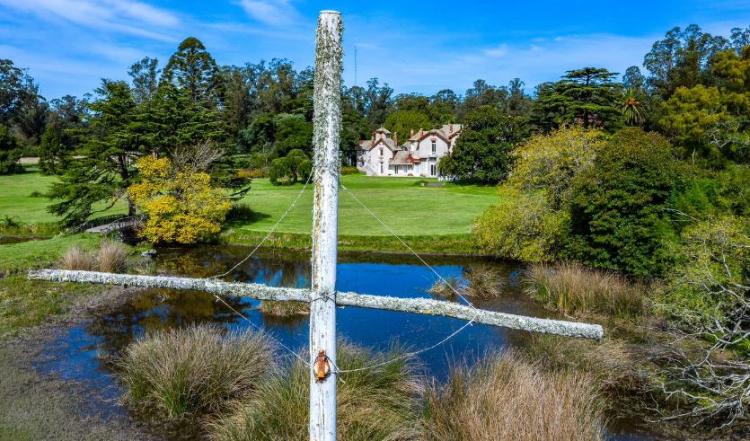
[0, 123, 22, 174]
[508, 127, 607, 209]
[384, 109, 431, 141]
[532, 68, 622, 131]
[48, 80, 143, 225]
[567, 128, 681, 276]
[0, 59, 37, 123]
[644, 25, 729, 98]
[474, 189, 569, 262]
[161, 37, 222, 105]
[273, 113, 312, 157]
[439, 106, 526, 184]
[269, 149, 311, 185]
[129, 57, 160, 105]
[38, 95, 87, 174]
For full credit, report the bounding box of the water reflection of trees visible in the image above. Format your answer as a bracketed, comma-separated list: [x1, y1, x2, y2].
[155, 247, 311, 288]
[86, 289, 250, 359]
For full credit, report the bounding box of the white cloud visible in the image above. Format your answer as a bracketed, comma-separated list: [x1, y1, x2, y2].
[0, 0, 180, 41]
[483, 44, 508, 58]
[237, 0, 299, 27]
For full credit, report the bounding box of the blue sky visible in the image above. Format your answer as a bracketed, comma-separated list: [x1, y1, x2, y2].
[0, 0, 748, 100]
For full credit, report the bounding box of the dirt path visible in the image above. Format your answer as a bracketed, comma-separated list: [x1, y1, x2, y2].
[0, 286, 160, 441]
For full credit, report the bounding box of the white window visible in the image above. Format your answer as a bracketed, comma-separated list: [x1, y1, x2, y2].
[380, 147, 383, 156]
[430, 164, 436, 175]
[431, 139, 437, 154]
[380, 164, 383, 174]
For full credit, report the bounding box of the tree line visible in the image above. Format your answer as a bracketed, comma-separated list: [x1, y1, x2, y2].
[0, 24, 749, 224]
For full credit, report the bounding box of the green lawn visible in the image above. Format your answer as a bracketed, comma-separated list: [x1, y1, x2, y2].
[0, 171, 127, 225]
[235, 175, 499, 236]
[0, 172, 499, 238]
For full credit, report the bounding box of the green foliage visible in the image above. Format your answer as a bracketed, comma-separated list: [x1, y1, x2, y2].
[644, 25, 731, 98]
[439, 105, 526, 184]
[658, 216, 750, 334]
[532, 67, 623, 131]
[0, 123, 22, 175]
[384, 109, 431, 140]
[474, 190, 568, 262]
[273, 113, 312, 156]
[268, 149, 311, 186]
[161, 37, 221, 105]
[508, 126, 607, 209]
[567, 128, 681, 276]
[671, 164, 750, 220]
[48, 80, 140, 225]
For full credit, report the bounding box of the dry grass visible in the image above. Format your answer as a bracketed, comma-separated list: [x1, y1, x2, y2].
[422, 350, 605, 441]
[119, 324, 276, 425]
[96, 239, 128, 272]
[428, 266, 505, 300]
[259, 300, 309, 318]
[60, 245, 95, 270]
[524, 262, 645, 317]
[208, 343, 423, 441]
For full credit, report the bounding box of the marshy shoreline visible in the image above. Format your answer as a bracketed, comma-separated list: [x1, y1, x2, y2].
[0, 285, 157, 441]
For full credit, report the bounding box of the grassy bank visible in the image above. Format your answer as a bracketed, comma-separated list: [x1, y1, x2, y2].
[222, 230, 481, 255]
[0, 234, 101, 275]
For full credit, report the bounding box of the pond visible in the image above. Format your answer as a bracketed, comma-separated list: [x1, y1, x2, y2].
[36, 245, 669, 441]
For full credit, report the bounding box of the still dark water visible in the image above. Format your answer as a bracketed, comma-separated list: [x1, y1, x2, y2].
[35, 246, 666, 441]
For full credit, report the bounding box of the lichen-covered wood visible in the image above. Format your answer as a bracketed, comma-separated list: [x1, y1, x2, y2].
[28, 269, 603, 340]
[310, 10, 343, 441]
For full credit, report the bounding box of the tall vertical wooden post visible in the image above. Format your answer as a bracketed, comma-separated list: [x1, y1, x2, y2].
[310, 10, 342, 441]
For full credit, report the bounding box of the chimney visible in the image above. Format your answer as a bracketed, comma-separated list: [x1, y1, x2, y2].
[394, 132, 398, 145]
[410, 129, 414, 137]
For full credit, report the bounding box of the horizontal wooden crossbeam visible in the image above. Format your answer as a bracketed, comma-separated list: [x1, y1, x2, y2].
[28, 269, 604, 340]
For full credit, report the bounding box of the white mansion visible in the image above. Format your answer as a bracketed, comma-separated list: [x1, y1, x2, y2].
[356, 124, 462, 177]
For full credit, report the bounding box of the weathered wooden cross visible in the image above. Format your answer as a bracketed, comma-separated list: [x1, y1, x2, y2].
[29, 10, 603, 441]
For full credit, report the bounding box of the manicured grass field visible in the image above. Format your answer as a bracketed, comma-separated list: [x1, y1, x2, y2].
[0, 171, 126, 225]
[0, 172, 499, 238]
[235, 175, 499, 236]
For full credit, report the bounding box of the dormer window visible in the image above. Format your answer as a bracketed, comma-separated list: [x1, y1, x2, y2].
[431, 139, 437, 154]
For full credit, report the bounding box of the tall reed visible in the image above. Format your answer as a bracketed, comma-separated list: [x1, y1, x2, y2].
[524, 262, 645, 317]
[422, 350, 605, 441]
[208, 343, 423, 441]
[96, 239, 128, 272]
[119, 325, 276, 424]
[60, 245, 95, 270]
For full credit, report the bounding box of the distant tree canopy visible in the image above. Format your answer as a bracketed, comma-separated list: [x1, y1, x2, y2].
[532, 67, 622, 131]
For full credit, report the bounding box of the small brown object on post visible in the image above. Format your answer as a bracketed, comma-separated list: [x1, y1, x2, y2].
[314, 350, 331, 382]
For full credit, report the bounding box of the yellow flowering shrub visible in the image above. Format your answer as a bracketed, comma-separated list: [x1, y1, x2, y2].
[129, 156, 231, 244]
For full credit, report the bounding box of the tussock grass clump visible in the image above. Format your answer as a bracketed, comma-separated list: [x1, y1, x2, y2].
[61, 245, 95, 270]
[259, 300, 309, 317]
[524, 262, 645, 317]
[422, 351, 605, 441]
[464, 264, 505, 299]
[428, 276, 468, 298]
[429, 266, 505, 300]
[96, 239, 128, 272]
[209, 343, 423, 441]
[119, 324, 276, 424]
